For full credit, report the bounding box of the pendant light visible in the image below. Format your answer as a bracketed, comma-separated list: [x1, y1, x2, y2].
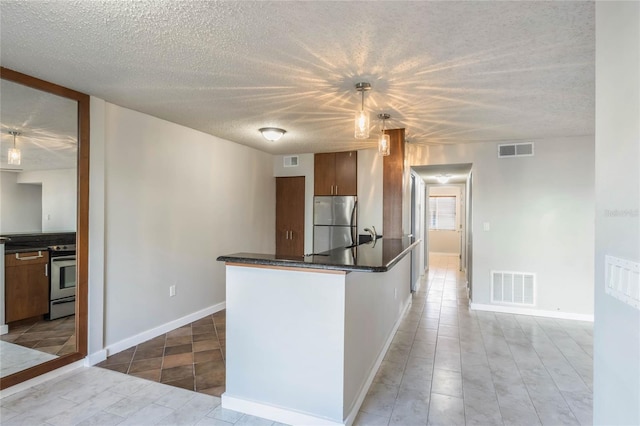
[259, 127, 286, 142]
[354, 82, 371, 139]
[377, 113, 390, 156]
[7, 131, 21, 165]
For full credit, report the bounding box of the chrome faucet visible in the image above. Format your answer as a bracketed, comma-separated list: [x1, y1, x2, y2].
[364, 226, 377, 242]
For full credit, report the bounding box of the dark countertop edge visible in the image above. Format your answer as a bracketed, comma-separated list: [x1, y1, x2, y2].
[217, 240, 420, 273]
[5, 247, 50, 254]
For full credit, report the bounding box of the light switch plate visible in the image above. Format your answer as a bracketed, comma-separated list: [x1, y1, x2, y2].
[483, 222, 491, 231]
[605, 255, 640, 310]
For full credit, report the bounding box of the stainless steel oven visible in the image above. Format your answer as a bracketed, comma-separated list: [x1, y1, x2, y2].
[48, 244, 76, 320]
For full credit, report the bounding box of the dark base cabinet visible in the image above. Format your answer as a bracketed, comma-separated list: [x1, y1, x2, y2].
[5, 251, 50, 323]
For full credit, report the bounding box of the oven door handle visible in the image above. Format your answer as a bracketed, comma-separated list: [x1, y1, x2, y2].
[15, 251, 44, 261]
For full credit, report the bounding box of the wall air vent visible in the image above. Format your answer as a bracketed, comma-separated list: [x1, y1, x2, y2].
[498, 142, 534, 158]
[283, 155, 299, 167]
[491, 271, 536, 306]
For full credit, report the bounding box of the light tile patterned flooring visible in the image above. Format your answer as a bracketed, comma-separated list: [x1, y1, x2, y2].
[354, 254, 593, 425]
[1, 254, 593, 425]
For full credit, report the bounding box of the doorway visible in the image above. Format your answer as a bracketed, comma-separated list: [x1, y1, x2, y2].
[410, 163, 473, 296]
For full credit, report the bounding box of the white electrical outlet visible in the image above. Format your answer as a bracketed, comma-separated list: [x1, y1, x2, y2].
[169, 285, 176, 297]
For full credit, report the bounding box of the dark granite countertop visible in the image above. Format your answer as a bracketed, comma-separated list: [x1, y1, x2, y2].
[1, 232, 75, 254]
[217, 237, 419, 273]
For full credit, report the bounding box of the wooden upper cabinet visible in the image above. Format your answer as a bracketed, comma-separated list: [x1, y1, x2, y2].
[314, 151, 357, 196]
[335, 151, 357, 195]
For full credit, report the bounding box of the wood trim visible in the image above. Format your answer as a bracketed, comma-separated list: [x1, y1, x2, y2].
[383, 129, 405, 238]
[0, 67, 90, 389]
[225, 262, 347, 275]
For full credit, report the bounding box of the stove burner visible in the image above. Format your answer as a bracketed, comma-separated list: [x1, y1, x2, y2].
[49, 244, 76, 252]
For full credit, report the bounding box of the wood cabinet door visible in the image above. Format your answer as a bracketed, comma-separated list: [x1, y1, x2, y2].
[5, 252, 50, 323]
[276, 176, 305, 257]
[314, 153, 335, 195]
[335, 151, 357, 195]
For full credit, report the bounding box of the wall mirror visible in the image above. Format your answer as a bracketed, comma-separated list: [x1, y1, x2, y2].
[0, 67, 89, 389]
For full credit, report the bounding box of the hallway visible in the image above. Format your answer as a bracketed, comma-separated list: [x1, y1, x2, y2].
[355, 254, 593, 425]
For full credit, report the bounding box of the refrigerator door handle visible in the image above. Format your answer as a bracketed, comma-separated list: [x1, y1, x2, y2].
[350, 200, 358, 245]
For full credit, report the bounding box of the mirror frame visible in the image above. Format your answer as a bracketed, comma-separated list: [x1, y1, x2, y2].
[0, 67, 89, 389]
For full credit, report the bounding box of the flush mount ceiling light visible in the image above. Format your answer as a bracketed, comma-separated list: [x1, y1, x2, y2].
[354, 82, 371, 139]
[436, 174, 451, 184]
[259, 127, 286, 142]
[377, 113, 390, 156]
[7, 131, 21, 166]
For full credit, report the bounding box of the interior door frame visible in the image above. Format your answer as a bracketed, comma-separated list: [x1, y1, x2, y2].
[0, 67, 89, 389]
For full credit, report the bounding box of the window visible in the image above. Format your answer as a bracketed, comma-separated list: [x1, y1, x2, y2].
[429, 196, 456, 230]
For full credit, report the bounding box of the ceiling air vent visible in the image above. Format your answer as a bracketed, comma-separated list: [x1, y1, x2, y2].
[498, 142, 534, 158]
[283, 155, 299, 167]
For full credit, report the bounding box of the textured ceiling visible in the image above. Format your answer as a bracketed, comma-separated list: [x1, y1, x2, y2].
[0, 1, 595, 156]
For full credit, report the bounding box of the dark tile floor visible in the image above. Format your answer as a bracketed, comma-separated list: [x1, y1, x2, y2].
[97, 310, 226, 396]
[0, 315, 76, 356]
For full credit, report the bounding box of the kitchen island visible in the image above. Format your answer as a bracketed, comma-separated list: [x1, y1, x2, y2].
[217, 237, 418, 426]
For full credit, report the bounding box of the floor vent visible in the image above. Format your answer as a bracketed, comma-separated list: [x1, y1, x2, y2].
[283, 155, 299, 167]
[498, 142, 534, 158]
[491, 271, 536, 306]
[605, 255, 640, 310]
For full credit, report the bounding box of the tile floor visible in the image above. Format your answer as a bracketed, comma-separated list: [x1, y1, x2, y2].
[0, 366, 284, 426]
[0, 315, 76, 356]
[1, 254, 593, 425]
[1, 315, 77, 376]
[97, 310, 226, 396]
[354, 254, 593, 425]
[0, 341, 57, 377]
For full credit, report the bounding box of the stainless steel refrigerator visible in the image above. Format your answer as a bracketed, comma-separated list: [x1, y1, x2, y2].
[313, 196, 357, 253]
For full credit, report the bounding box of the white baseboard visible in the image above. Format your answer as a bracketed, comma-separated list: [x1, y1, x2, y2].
[470, 303, 594, 322]
[0, 360, 84, 399]
[0, 324, 8, 335]
[222, 393, 342, 426]
[85, 349, 107, 366]
[221, 295, 412, 426]
[105, 302, 226, 357]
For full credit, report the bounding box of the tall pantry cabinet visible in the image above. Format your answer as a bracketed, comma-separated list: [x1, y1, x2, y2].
[275, 176, 305, 257]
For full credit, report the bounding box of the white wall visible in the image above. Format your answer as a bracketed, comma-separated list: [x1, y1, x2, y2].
[18, 169, 77, 232]
[0, 171, 42, 234]
[88, 96, 106, 359]
[408, 136, 595, 317]
[357, 149, 384, 237]
[273, 153, 314, 255]
[97, 102, 275, 347]
[428, 185, 462, 255]
[594, 2, 640, 423]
